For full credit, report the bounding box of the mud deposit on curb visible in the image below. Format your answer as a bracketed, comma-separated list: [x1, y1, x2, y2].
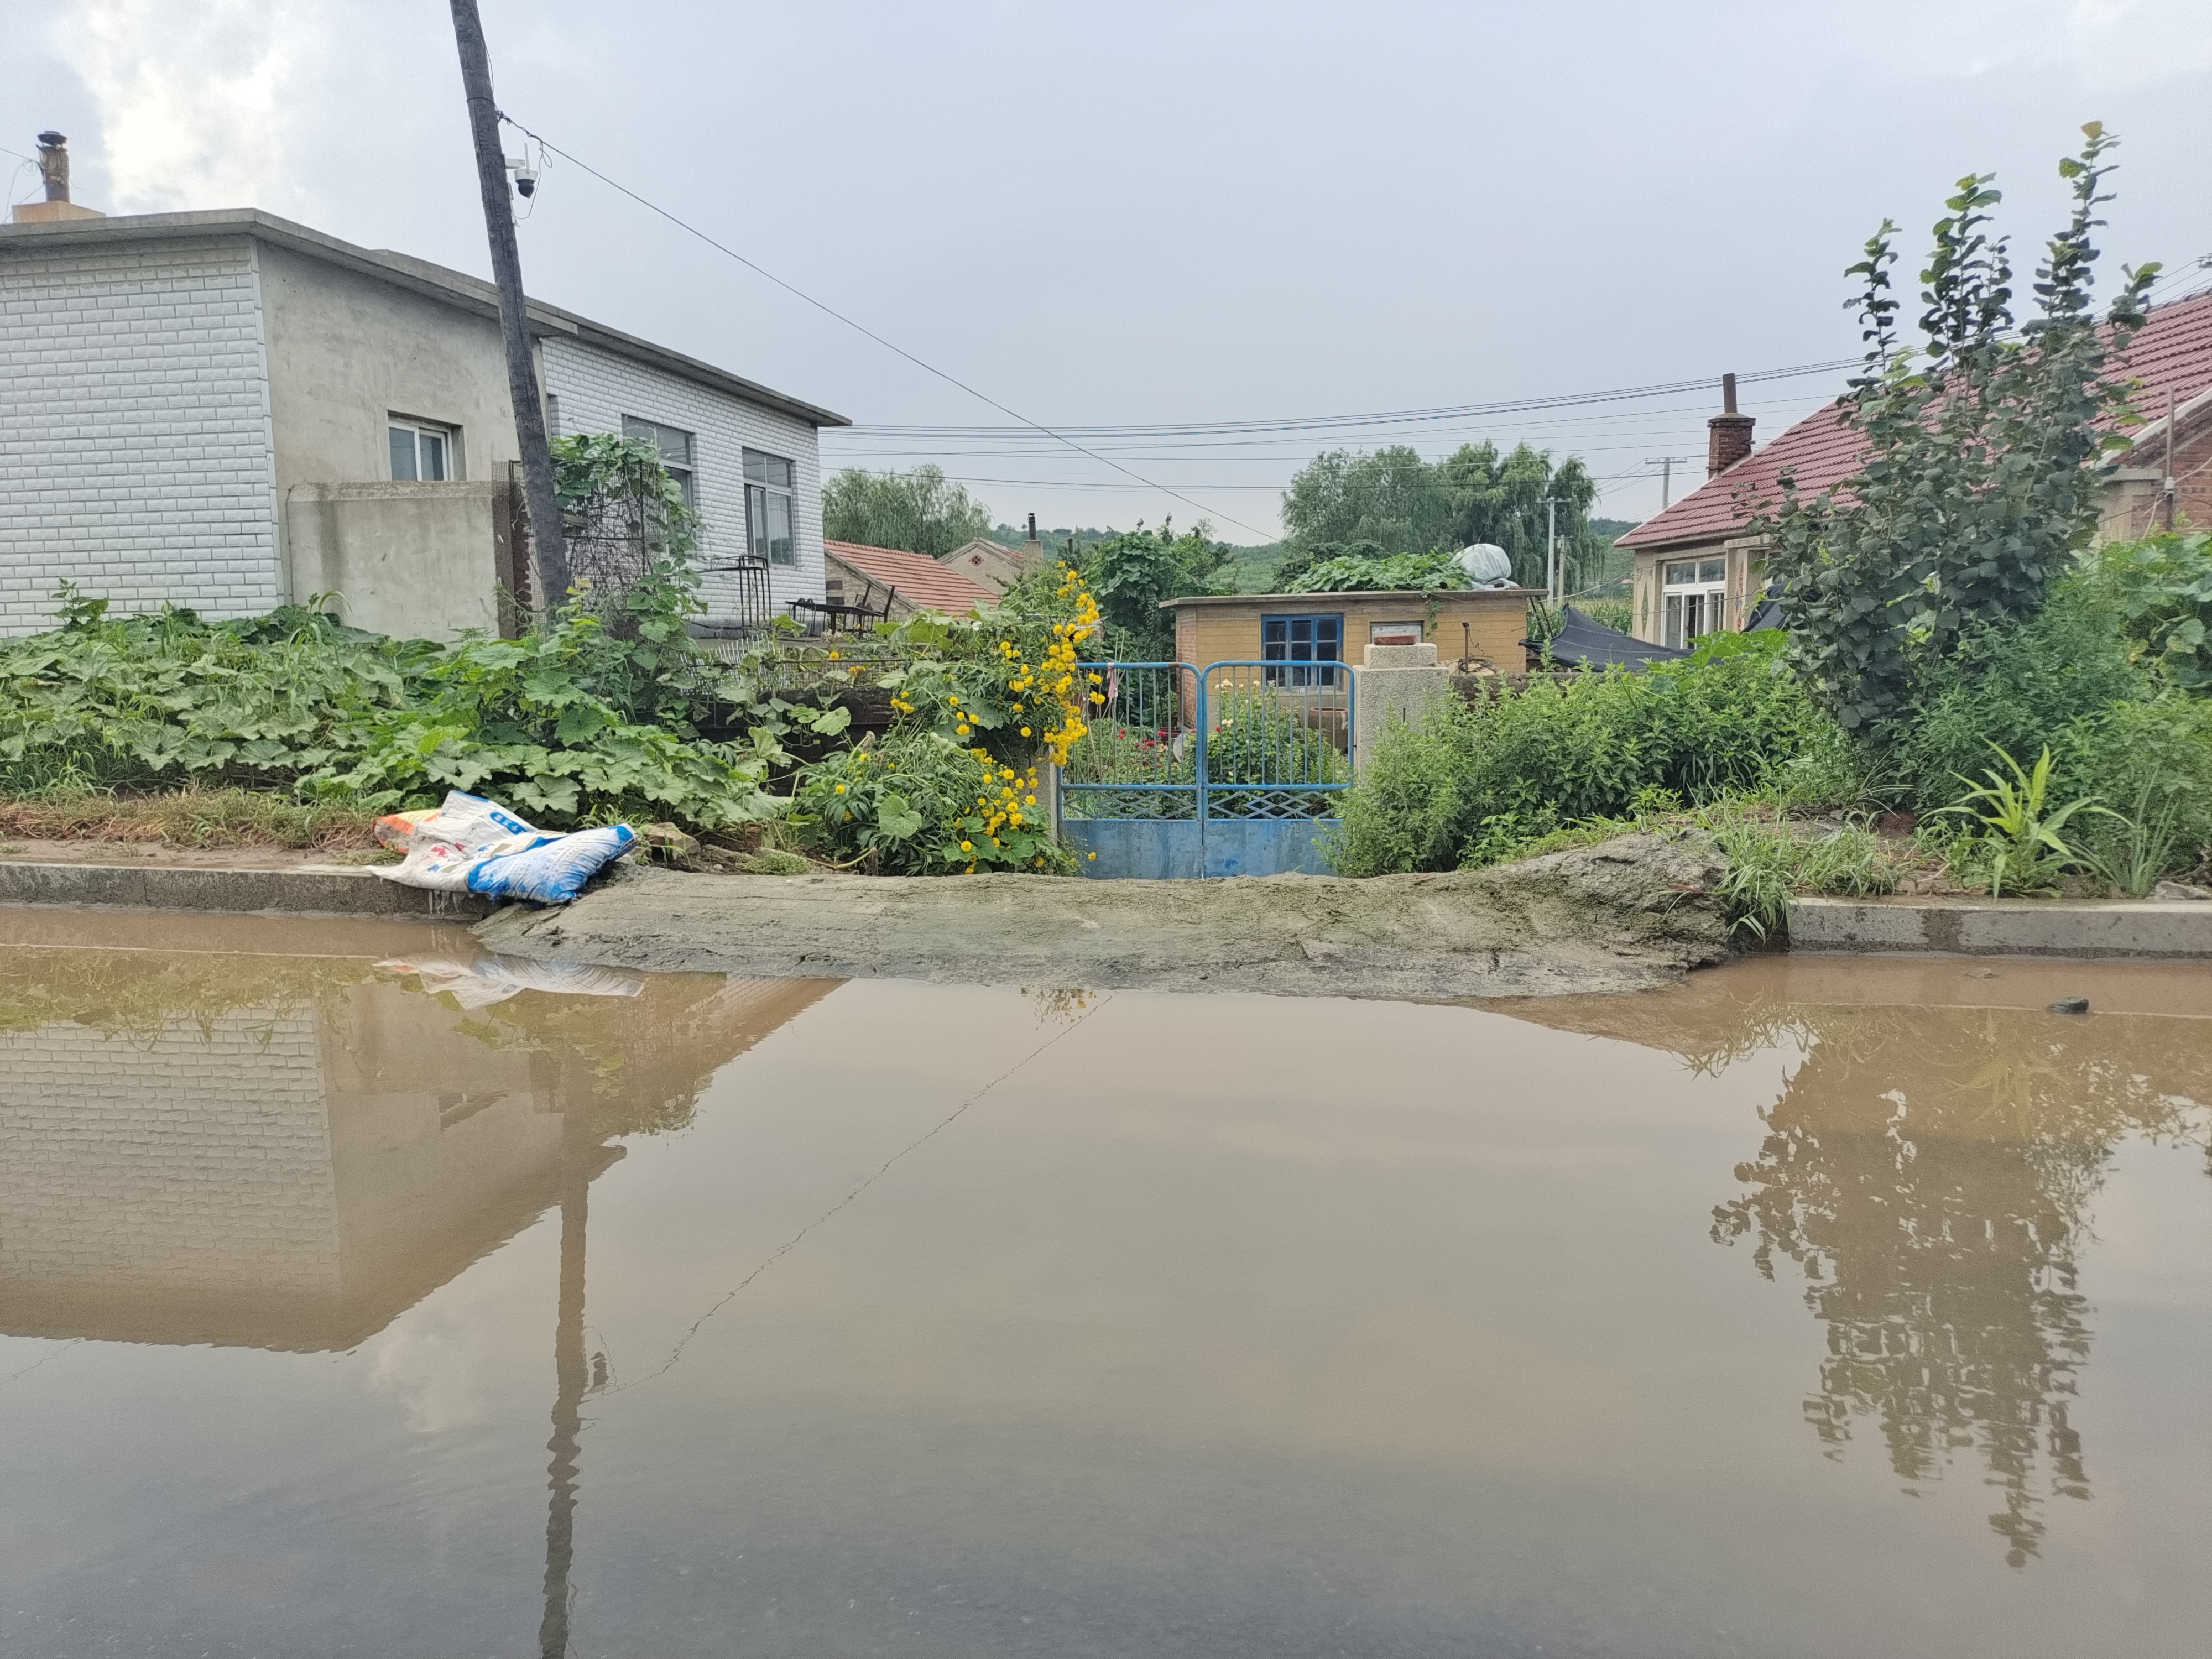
[476, 830, 1734, 999]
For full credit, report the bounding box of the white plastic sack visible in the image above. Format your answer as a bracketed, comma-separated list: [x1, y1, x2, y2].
[377, 791, 553, 893]
[466, 824, 638, 904]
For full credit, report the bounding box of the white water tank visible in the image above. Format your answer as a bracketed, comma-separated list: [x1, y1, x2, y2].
[1455, 543, 1514, 587]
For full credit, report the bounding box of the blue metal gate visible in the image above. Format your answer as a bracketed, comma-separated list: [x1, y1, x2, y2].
[1058, 660, 1352, 878]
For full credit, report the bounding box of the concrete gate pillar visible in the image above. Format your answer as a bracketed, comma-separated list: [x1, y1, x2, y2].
[1350, 643, 1453, 774]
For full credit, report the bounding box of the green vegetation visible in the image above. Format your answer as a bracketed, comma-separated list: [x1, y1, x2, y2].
[0, 787, 379, 849]
[1287, 549, 1467, 592]
[1276, 441, 1608, 592]
[824, 464, 993, 556]
[1331, 630, 1829, 876]
[1757, 124, 2158, 739]
[1073, 521, 1233, 659]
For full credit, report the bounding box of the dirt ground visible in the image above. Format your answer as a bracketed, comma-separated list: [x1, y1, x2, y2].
[474, 831, 1735, 1000]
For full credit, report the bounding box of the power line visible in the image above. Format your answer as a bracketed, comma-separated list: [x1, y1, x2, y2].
[842, 360, 1858, 440]
[495, 113, 1282, 542]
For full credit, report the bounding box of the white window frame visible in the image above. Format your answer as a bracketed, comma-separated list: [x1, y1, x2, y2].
[388, 417, 460, 482]
[1661, 556, 1728, 649]
[621, 416, 697, 509]
[744, 448, 797, 568]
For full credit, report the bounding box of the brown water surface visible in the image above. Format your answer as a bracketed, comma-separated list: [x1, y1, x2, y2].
[1, 915, 2208, 1657]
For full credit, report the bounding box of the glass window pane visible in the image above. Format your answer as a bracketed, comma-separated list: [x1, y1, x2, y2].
[389, 427, 417, 481]
[420, 431, 446, 482]
[767, 492, 795, 566]
[667, 466, 696, 509]
[1700, 559, 1726, 583]
[1663, 561, 1692, 586]
[1316, 618, 1342, 659]
[747, 484, 767, 561]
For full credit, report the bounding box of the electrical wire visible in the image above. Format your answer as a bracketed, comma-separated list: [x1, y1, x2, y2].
[495, 113, 1284, 542]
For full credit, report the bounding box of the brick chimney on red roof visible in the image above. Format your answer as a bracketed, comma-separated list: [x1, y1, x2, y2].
[1707, 372, 1755, 478]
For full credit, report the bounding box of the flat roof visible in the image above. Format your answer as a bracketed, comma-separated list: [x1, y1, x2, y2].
[1160, 587, 1535, 609]
[0, 207, 850, 429]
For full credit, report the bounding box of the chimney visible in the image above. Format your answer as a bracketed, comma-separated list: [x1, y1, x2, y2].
[11, 133, 104, 223]
[1022, 510, 1042, 562]
[1706, 372, 1755, 478]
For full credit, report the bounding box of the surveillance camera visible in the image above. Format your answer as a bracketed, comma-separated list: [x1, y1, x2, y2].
[515, 170, 538, 199]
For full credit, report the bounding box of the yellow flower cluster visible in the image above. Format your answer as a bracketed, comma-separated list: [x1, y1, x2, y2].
[989, 564, 1100, 766]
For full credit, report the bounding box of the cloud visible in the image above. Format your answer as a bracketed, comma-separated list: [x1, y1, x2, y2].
[48, 0, 346, 216]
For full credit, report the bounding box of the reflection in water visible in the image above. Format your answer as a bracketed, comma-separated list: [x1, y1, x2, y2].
[1511, 968, 2212, 1568]
[0, 929, 836, 1658]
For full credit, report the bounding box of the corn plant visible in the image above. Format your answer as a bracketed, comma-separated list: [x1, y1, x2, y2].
[1935, 744, 2109, 896]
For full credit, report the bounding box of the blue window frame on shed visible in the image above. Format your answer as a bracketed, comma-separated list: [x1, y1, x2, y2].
[1261, 612, 1343, 686]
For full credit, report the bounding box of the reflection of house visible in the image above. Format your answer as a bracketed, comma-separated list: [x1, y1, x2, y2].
[825, 539, 994, 619]
[1619, 290, 2212, 645]
[0, 982, 567, 1350]
[0, 137, 848, 640]
[0, 958, 837, 1351]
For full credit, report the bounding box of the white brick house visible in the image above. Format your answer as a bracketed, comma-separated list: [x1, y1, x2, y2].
[0, 208, 847, 639]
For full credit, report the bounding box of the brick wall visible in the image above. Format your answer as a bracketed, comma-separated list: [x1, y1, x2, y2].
[0, 1015, 340, 1301]
[541, 336, 826, 622]
[0, 237, 282, 635]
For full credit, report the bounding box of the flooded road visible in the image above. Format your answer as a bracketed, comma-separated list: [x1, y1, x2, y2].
[1, 911, 2208, 1658]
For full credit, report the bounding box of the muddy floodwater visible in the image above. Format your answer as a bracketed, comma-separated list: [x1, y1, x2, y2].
[1, 911, 2209, 1658]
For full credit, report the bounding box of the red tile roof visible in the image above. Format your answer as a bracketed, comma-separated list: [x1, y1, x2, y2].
[1619, 286, 2212, 551]
[823, 539, 995, 614]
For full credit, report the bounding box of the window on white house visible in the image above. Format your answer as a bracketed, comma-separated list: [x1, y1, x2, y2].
[1661, 556, 1728, 649]
[388, 419, 456, 482]
[622, 416, 697, 508]
[745, 448, 796, 567]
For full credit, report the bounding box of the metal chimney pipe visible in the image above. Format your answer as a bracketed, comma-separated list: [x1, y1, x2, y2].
[36, 132, 69, 202]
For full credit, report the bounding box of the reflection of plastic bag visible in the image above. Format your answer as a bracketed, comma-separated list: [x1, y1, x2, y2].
[466, 825, 637, 904]
[380, 953, 646, 1010]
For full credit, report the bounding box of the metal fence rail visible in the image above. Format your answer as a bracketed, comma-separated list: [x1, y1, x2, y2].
[1060, 660, 1353, 878]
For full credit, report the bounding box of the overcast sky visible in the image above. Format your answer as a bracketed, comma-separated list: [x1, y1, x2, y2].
[6, 0, 2210, 543]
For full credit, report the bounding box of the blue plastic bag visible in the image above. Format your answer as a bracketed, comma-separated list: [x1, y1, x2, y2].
[466, 825, 638, 904]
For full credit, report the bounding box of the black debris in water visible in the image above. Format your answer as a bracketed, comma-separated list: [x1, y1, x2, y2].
[2048, 996, 2091, 1015]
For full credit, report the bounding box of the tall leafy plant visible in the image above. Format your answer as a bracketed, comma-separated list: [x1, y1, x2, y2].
[1757, 124, 2159, 739]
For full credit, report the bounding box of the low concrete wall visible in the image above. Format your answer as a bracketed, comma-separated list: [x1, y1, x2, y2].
[0, 861, 494, 918]
[284, 480, 515, 639]
[1791, 896, 2212, 958]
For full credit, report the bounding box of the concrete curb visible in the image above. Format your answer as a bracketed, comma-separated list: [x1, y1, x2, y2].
[0, 860, 496, 919]
[1790, 895, 2212, 958]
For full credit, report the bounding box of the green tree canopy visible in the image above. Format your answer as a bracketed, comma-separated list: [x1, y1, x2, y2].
[1277, 441, 1604, 591]
[1077, 520, 1234, 659]
[823, 465, 994, 558]
[1757, 124, 2159, 740]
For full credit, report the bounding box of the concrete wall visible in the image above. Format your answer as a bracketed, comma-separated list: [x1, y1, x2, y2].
[285, 480, 513, 639]
[542, 333, 826, 623]
[0, 234, 282, 634]
[258, 241, 520, 497]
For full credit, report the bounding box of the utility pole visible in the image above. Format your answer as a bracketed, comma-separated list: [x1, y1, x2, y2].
[2162, 390, 2178, 532]
[1546, 495, 1558, 607]
[448, 0, 569, 608]
[1646, 455, 1689, 509]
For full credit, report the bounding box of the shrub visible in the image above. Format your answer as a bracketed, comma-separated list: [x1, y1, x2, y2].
[1, 570, 780, 831]
[1331, 629, 1823, 874]
[792, 731, 1070, 874]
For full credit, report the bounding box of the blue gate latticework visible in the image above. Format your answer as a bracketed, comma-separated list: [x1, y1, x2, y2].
[1059, 661, 1353, 878]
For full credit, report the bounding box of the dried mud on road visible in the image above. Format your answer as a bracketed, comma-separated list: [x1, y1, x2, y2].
[474, 831, 1734, 1000]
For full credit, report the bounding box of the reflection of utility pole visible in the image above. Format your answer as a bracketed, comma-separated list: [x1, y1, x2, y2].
[1646, 456, 1689, 510]
[539, 1092, 592, 1658]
